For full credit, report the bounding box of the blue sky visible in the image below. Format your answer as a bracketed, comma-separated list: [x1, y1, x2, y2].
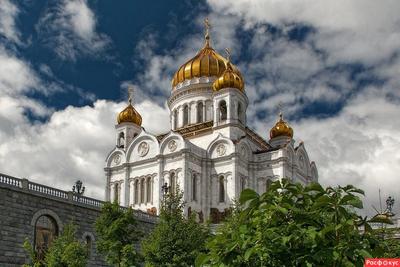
[1, 0, 399, 216]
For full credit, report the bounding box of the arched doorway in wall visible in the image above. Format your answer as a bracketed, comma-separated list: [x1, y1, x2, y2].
[35, 215, 58, 260]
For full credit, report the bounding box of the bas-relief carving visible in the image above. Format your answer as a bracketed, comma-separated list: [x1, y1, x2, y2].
[138, 142, 149, 157]
[216, 144, 226, 156]
[113, 154, 121, 165]
[168, 140, 177, 152]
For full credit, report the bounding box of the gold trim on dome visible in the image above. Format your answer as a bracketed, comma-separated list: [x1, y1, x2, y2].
[270, 113, 293, 139]
[171, 19, 242, 88]
[117, 86, 142, 126]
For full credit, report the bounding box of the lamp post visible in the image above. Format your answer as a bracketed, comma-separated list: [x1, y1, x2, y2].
[385, 196, 395, 216]
[72, 180, 85, 197]
[161, 182, 170, 210]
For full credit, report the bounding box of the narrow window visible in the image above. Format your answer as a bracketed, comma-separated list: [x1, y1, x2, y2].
[266, 179, 272, 192]
[192, 174, 197, 201]
[140, 178, 145, 203]
[114, 184, 119, 204]
[146, 177, 152, 203]
[134, 180, 139, 204]
[170, 172, 176, 193]
[237, 102, 243, 123]
[183, 105, 189, 126]
[197, 102, 204, 123]
[85, 235, 92, 257]
[35, 215, 58, 260]
[219, 176, 225, 203]
[118, 132, 125, 148]
[219, 101, 227, 121]
[241, 177, 246, 191]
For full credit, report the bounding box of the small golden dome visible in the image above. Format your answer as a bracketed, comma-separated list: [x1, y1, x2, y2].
[213, 50, 244, 91]
[117, 98, 142, 126]
[171, 18, 241, 88]
[270, 113, 293, 139]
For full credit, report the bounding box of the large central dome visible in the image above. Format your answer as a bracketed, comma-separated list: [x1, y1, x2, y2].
[171, 20, 242, 89]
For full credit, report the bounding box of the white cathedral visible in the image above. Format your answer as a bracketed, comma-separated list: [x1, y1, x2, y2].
[104, 22, 318, 223]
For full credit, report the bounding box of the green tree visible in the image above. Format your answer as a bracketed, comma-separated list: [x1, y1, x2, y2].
[95, 201, 143, 267]
[142, 189, 209, 267]
[23, 223, 87, 267]
[197, 179, 384, 267]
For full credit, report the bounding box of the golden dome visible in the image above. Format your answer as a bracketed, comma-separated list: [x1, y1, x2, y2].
[117, 98, 142, 126]
[213, 51, 244, 91]
[270, 113, 293, 139]
[171, 19, 241, 88]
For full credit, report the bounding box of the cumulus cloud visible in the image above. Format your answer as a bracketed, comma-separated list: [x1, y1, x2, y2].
[0, 99, 170, 199]
[293, 89, 400, 216]
[0, 0, 20, 43]
[36, 0, 110, 61]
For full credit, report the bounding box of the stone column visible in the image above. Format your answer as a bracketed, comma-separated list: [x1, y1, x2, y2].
[105, 170, 111, 201]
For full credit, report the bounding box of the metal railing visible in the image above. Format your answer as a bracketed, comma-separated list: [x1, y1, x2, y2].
[0, 172, 156, 221]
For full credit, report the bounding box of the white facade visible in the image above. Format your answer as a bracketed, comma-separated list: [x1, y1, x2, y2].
[104, 75, 318, 222]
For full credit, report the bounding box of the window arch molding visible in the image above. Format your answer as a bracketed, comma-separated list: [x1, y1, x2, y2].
[81, 231, 95, 258]
[30, 209, 62, 231]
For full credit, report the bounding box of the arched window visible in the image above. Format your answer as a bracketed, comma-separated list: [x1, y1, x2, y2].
[266, 179, 272, 192]
[197, 102, 204, 123]
[146, 177, 152, 203]
[237, 102, 243, 123]
[35, 215, 58, 260]
[85, 235, 92, 257]
[134, 180, 139, 204]
[140, 178, 145, 203]
[183, 105, 189, 126]
[114, 184, 119, 204]
[118, 132, 125, 148]
[241, 177, 246, 191]
[170, 172, 176, 193]
[219, 176, 225, 203]
[219, 101, 227, 121]
[192, 174, 197, 201]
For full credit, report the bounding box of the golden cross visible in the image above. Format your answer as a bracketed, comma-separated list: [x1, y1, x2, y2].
[128, 85, 134, 104]
[277, 101, 283, 118]
[204, 18, 211, 43]
[225, 48, 231, 61]
[204, 17, 210, 32]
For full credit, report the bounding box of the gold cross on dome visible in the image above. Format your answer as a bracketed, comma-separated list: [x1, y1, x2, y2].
[128, 85, 134, 104]
[204, 18, 211, 44]
[204, 17, 210, 32]
[277, 101, 284, 118]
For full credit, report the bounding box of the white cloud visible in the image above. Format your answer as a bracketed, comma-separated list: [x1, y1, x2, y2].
[0, 0, 20, 43]
[36, 0, 110, 61]
[293, 89, 400, 215]
[0, 99, 170, 199]
[208, 0, 400, 65]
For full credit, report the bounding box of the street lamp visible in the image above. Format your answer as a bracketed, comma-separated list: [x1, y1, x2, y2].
[385, 196, 395, 217]
[72, 180, 85, 197]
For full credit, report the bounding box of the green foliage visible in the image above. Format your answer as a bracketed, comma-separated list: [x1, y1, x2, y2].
[375, 228, 400, 258]
[23, 238, 43, 267]
[45, 223, 87, 267]
[95, 201, 142, 267]
[197, 179, 384, 267]
[23, 223, 87, 267]
[142, 189, 209, 267]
